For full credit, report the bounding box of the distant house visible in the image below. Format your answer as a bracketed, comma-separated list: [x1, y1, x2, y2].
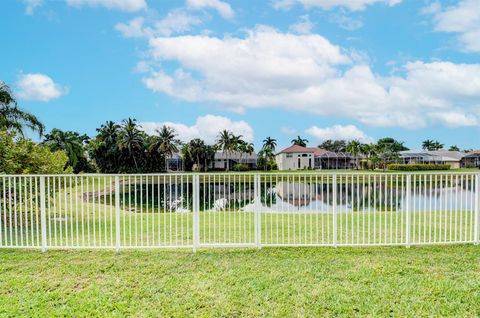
[275, 145, 355, 170]
[462, 150, 480, 168]
[209, 151, 258, 171]
[399, 150, 465, 169]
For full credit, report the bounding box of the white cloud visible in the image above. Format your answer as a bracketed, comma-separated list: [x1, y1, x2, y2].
[329, 9, 364, 30]
[289, 15, 314, 34]
[272, 0, 402, 11]
[154, 10, 203, 36]
[16, 73, 67, 102]
[139, 115, 253, 144]
[115, 17, 149, 38]
[281, 127, 298, 134]
[22, 0, 43, 15]
[428, 111, 478, 127]
[66, 0, 147, 12]
[306, 124, 373, 142]
[140, 26, 480, 129]
[116, 11, 202, 38]
[427, 0, 480, 52]
[186, 0, 234, 19]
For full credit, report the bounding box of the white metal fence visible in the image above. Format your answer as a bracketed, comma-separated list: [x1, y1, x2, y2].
[0, 172, 479, 251]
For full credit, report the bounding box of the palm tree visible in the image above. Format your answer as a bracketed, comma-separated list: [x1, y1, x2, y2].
[43, 128, 85, 170]
[150, 125, 179, 158]
[188, 138, 206, 171]
[97, 121, 120, 145]
[118, 118, 143, 169]
[432, 141, 444, 150]
[360, 143, 376, 170]
[291, 136, 308, 147]
[346, 140, 362, 169]
[216, 129, 234, 171]
[422, 140, 434, 151]
[262, 137, 277, 155]
[0, 81, 44, 136]
[422, 139, 444, 151]
[449, 145, 460, 151]
[238, 142, 254, 165]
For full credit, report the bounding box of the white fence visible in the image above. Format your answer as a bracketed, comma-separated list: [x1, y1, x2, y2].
[0, 172, 479, 251]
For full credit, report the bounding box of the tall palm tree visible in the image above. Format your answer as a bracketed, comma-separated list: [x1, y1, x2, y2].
[291, 136, 308, 147]
[0, 81, 44, 136]
[119, 118, 143, 169]
[150, 125, 179, 158]
[188, 138, 206, 171]
[432, 141, 444, 150]
[360, 143, 376, 170]
[346, 140, 362, 169]
[262, 137, 277, 155]
[238, 141, 254, 164]
[422, 140, 434, 151]
[422, 140, 443, 151]
[216, 129, 234, 171]
[97, 121, 120, 145]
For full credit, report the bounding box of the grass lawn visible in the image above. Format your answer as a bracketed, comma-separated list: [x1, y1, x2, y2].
[0, 245, 479, 317]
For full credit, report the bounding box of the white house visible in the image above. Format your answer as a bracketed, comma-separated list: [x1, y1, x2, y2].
[275, 145, 356, 170]
[275, 145, 315, 170]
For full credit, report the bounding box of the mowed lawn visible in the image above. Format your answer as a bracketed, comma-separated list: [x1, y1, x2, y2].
[1, 246, 479, 317]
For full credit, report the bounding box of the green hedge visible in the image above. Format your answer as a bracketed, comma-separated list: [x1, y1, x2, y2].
[233, 163, 250, 171]
[387, 163, 451, 171]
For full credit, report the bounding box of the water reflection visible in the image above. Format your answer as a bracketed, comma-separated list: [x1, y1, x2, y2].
[102, 179, 476, 213]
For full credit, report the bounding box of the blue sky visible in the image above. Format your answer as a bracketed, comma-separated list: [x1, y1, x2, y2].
[1, 0, 480, 150]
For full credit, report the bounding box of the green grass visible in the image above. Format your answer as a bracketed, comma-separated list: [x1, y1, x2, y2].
[0, 246, 479, 317]
[3, 208, 476, 248]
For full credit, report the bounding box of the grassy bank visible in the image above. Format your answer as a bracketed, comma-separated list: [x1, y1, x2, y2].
[0, 245, 479, 317]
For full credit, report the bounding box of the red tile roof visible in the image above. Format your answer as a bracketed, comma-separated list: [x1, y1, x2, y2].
[278, 145, 314, 154]
[278, 145, 334, 156]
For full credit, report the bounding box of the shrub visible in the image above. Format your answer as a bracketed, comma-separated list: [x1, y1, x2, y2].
[0, 130, 70, 174]
[233, 163, 250, 171]
[267, 161, 278, 171]
[387, 163, 450, 171]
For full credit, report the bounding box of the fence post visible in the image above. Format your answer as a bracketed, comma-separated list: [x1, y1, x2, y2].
[115, 176, 121, 253]
[254, 174, 262, 249]
[40, 176, 47, 253]
[333, 174, 337, 247]
[406, 174, 411, 248]
[475, 174, 479, 245]
[193, 174, 200, 252]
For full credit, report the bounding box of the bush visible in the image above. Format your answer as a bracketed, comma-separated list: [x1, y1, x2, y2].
[268, 161, 278, 171]
[387, 163, 450, 171]
[233, 163, 250, 171]
[0, 130, 71, 174]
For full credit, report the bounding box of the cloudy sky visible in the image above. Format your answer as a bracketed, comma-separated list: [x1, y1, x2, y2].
[2, 0, 480, 150]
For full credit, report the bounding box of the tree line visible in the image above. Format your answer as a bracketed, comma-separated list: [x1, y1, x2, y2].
[0, 81, 475, 174]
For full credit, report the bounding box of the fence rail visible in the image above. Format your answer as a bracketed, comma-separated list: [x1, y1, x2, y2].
[0, 172, 479, 251]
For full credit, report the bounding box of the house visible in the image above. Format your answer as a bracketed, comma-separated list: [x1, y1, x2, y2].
[275, 145, 314, 170]
[209, 151, 258, 171]
[275, 145, 356, 170]
[462, 150, 480, 168]
[399, 150, 466, 169]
